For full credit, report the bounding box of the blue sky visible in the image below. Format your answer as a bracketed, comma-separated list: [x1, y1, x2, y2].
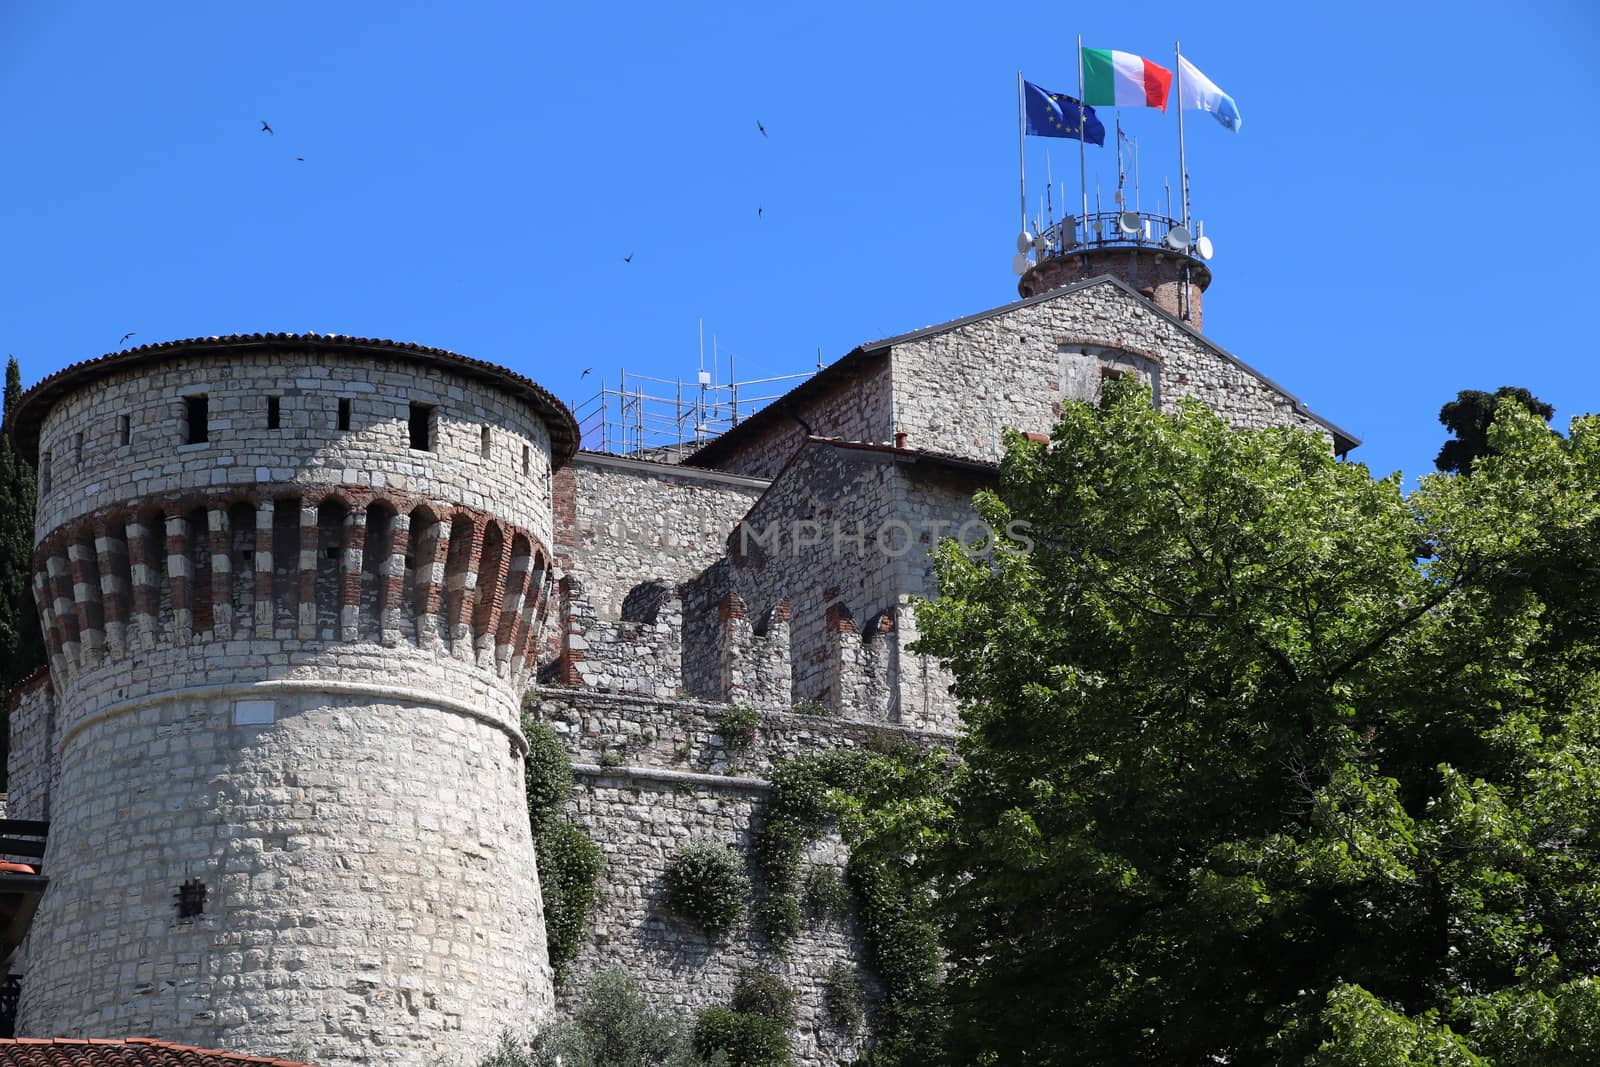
[2, 2, 1595, 482]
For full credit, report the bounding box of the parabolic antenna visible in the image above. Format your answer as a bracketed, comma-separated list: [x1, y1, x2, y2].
[1011, 252, 1031, 276]
[1195, 234, 1215, 260]
[1164, 225, 1191, 251]
[1118, 211, 1140, 235]
[1032, 232, 1050, 251]
[1016, 231, 1034, 254]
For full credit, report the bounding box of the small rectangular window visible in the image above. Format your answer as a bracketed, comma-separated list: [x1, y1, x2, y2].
[522, 444, 530, 475]
[480, 426, 492, 459]
[337, 397, 352, 431]
[185, 396, 209, 444]
[118, 414, 131, 446]
[267, 396, 281, 430]
[409, 402, 435, 452]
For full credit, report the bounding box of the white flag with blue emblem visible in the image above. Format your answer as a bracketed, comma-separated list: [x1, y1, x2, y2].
[1178, 55, 1242, 132]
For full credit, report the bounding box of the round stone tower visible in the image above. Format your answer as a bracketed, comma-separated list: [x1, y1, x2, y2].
[1017, 209, 1212, 330]
[8, 334, 577, 1066]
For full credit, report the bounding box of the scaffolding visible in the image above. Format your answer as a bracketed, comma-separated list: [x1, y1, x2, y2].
[570, 364, 815, 463]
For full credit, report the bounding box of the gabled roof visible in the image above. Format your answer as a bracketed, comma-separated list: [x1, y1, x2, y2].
[5, 333, 580, 468]
[0, 1037, 321, 1066]
[685, 275, 1360, 468]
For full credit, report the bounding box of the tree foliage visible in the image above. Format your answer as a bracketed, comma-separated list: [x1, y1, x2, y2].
[1, 355, 45, 694]
[1435, 385, 1554, 475]
[914, 379, 1600, 1064]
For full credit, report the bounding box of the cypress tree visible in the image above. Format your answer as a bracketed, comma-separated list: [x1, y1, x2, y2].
[2, 355, 45, 696]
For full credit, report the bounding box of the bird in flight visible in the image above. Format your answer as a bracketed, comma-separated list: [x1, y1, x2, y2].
[756, 120, 767, 138]
[581, 368, 593, 379]
[260, 121, 274, 135]
[623, 253, 633, 263]
[118, 332, 136, 345]
[757, 206, 763, 219]
[296, 157, 305, 162]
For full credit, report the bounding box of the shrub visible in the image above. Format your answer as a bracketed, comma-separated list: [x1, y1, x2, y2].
[663, 838, 750, 938]
[730, 968, 795, 1027]
[788, 699, 833, 718]
[527, 967, 722, 1067]
[716, 705, 761, 750]
[754, 894, 802, 952]
[802, 866, 850, 922]
[537, 820, 605, 987]
[522, 713, 574, 837]
[693, 1008, 791, 1067]
[822, 963, 864, 1036]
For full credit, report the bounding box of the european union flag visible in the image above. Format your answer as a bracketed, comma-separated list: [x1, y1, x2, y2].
[1024, 80, 1105, 145]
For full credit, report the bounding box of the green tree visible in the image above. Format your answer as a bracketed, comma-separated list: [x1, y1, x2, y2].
[1435, 385, 1554, 475]
[914, 380, 1600, 1065]
[1, 356, 46, 789]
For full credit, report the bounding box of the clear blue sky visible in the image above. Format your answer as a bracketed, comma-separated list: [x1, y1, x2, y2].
[2, 2, 1595, 482]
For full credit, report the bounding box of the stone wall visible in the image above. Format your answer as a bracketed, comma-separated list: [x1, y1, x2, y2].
[32, 348, 557, 550]
[5, 671, 56, 822]
[552, 454, 767, 621]
[530, 690, 956, 1067]
[888, 278, 1337, 463]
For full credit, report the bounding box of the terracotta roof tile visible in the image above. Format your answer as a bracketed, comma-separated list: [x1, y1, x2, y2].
[0, 1037, 323, 1066]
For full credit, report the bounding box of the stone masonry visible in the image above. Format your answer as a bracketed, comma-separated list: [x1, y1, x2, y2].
[6, 273, 1357, 1067]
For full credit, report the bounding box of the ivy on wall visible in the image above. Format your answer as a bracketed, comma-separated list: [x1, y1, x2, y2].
[523, 708, 604, 987]
[751, 745, 951, 1066]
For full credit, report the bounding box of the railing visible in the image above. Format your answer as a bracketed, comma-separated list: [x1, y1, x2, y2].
[1033, 209, 1193, 259]
[570, 367, 816, 459]
[0, 819, 47, 873]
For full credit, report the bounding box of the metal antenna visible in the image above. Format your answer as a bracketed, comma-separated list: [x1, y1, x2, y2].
[1046, 151, 1054, 225]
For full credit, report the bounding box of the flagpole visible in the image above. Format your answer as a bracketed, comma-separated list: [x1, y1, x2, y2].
[1175, 40, 1192, 321]
[1017, 71, 1028, 234]
[1076, 34, 1088, 278]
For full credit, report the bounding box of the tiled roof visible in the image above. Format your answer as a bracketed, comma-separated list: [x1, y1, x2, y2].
[0, 1038, 321, 1066]
[4, 333, 580, 468]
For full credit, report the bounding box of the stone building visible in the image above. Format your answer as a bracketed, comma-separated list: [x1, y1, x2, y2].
[4, 244, 1356, 1064]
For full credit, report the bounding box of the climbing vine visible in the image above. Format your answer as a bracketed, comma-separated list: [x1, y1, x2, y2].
[752, 745, 952, 1065]
[663, 837, 751, 939]
[522, 708, 604, 987]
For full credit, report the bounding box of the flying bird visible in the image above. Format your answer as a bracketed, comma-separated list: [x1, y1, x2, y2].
[757, 206, 763, 219]
[296, 157, 305, 162]
[581, 368, 593, 379]
[118, 332, 136, 345]
[260, 121, 274, 135]
[756, 120, 767, 138]
[623, 253, 633, 263]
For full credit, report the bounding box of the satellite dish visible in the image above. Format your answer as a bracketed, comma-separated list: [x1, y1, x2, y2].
[1118, 211, 1140, 235]
[1011, 252, 1031, 276]
[1195, 235, 1215, 260]
[1016, 231, 1034, 254]
[1031, 233, 1051, 251]
[1164, 225, 1192, 251]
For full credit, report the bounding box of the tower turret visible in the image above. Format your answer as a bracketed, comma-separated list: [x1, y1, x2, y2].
[8, 334, 577, 1066]
[1016, 209, 1213, 329]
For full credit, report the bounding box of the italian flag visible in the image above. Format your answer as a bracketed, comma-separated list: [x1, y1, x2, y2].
[1081, 48, 1173, 111]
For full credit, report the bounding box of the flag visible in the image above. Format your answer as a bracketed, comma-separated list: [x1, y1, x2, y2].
[1081, 49, 1172, 110]
[1023, 80, 1105, 145]
[1178, 55, 1242, 131]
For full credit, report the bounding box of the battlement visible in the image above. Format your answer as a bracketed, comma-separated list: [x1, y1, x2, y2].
[29, 483, 555, 694]
[551, 575, 908, 724]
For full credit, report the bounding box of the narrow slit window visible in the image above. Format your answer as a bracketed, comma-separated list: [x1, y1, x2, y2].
[267, 396, 281, 430]
[337, 397, 352, 431]
[118, 414, 131, 446]
[185, 395, 209, 444]
[522, 444, 530, 475]
[480, 426, 492, 459]
[409, 402, 435, 452]
[40, 451, 51, 494]
[74, 432, 84, 464]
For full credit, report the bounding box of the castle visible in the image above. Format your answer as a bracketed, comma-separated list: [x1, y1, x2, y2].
[2, 220, 1357, 1065]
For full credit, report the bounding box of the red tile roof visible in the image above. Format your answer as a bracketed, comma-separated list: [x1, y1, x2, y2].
[0, 1038, 322, 1066]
